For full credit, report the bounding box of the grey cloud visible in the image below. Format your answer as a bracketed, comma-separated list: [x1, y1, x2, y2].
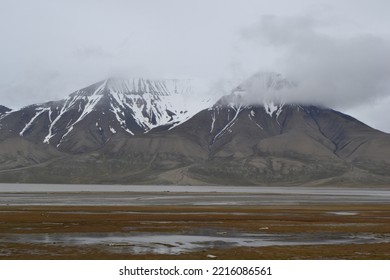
[1, 1, 389, 132]
[241, 15, 390, 110]
[73, 47, 113, 60]
[1, 70, 61, 109]
[242, 15, 321, 47]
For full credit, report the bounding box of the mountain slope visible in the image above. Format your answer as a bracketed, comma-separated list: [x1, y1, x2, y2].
[0, 105, 11, 115]
[169, 102, 390, 185]
[0, 73, 389, 185]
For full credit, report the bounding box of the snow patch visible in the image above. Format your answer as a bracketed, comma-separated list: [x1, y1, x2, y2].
[212, 105, 243, 144]
[248, 113, 263, 130]
[59, 81, 106, 142]
[264, 101, 278, 117]
[20, 108, 49, 136]
[210, 110, 216, 133]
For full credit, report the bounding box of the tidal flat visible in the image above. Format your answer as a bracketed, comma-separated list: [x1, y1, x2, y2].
[0, 185, 389, 259]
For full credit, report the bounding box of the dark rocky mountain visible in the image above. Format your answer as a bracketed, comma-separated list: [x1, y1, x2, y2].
[1, 73, 389, 185]
[0, 105, 11, 115]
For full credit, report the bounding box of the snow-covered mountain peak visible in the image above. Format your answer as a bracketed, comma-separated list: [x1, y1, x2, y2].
[65, 77, 213, 133]
[104, 77, 186, 97]
[3, 77, 215, 149]
[215, 72, 294, 118]
[70, 77, 206, 98]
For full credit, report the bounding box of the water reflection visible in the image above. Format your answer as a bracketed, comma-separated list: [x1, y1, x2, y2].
[1, 231, 388, 255]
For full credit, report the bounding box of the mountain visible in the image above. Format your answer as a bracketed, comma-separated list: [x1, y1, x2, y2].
[1, 73, 390, 185]
[0, 78, 213, 153]
[0, 105, 11, 115]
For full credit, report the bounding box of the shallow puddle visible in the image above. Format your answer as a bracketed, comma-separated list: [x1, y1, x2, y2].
[0, 230, 388, 255]
[328, 212, 359, 216]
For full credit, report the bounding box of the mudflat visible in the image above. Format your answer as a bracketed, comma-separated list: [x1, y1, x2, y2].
[0, 203, 389, 259]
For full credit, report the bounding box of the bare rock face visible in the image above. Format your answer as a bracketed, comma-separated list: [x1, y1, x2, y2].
[1, 73, 389, 185]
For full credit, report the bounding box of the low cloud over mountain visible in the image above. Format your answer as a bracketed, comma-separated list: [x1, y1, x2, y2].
[241, 15, 390, 109]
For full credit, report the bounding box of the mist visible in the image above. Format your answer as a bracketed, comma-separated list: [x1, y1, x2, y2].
[241, 15, 390, 110]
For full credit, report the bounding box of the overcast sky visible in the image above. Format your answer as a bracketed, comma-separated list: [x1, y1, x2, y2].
[1, 0, 390, 132]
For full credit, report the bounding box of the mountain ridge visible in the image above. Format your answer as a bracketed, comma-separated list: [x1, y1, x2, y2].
[0, 105, 11, 116]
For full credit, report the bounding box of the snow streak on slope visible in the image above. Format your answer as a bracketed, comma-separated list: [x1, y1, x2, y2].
[20, 108, 49, 136]
[55, 81, 107, 146]
[248, 110, 263, 130]
[209, 108, 217, 133]
[44, 81, 106, 144]
[70, 81, 106, 126]
[211, 104, 243, 145]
